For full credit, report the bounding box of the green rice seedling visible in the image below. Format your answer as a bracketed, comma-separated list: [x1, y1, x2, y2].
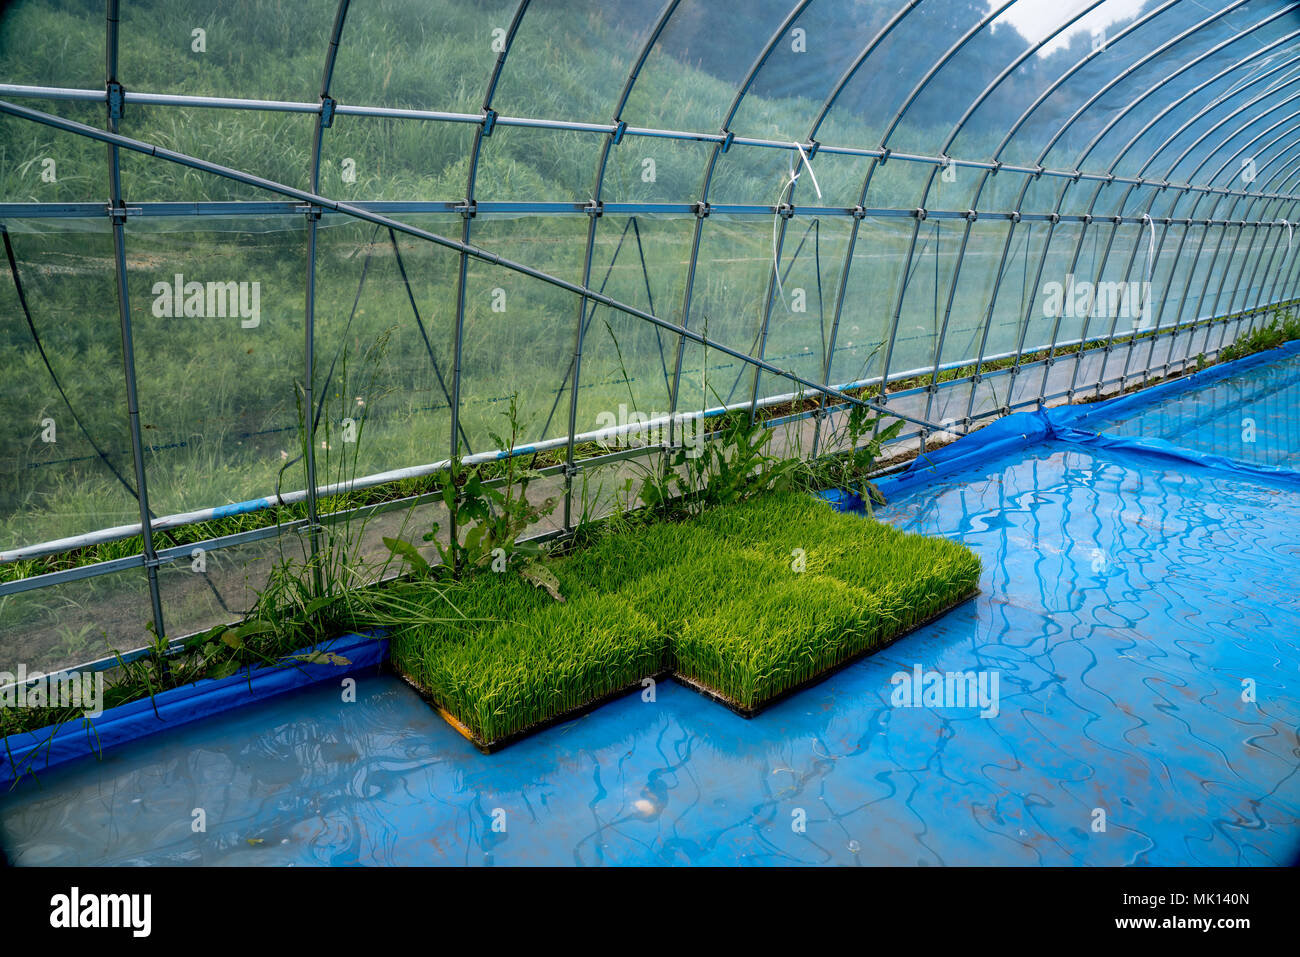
[389, 489, 981, 744]
[392, 590, 667, 746]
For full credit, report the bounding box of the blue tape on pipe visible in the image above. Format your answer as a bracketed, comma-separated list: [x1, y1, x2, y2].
[0, 631, 387, 787]
[210, 497, 275, 519]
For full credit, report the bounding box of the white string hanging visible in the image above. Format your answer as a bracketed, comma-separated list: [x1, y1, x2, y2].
[772, 141, 822, 308]
[1140, 213, 1156, 330]
[1142, 213, 1156, 285]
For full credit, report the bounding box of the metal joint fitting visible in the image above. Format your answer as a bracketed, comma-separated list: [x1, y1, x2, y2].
[611, 120, 627, 146]
[106, 204, 139, 224]
[1009, 211, 1021, 223]
[319, 95, 337, 128]
[851, 205, 866, 220]
[965, 209, 978, 222]
[481, 108, 498, 136]
[720, 129, 734, 154]
[106, 80, 126, 121]
[777, 203, 795, 220]
[585, 199, 603, 218]
[693, 201, 711, 219]
[914, 207, 927, 221]
[457, 199, 477, 219]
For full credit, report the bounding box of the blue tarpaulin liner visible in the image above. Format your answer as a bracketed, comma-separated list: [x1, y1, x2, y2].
[852, 340, 1300, 505]
[1, 346, 1299, 865]
[0, 632, 387, 788]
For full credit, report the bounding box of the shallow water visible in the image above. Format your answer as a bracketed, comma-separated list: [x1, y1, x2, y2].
[1085, 351, 1300, 468]
[4, 360, 1300, 866]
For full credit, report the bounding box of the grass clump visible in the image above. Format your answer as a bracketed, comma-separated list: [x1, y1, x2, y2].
[1218, 310, 1300, 363]
[390, 491, 981, 747]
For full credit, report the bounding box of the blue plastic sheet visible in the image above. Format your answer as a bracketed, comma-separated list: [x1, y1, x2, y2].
[863, 341, 1300, 502]
[0, 633, 387, 788]
[2, 346, 1299, 865]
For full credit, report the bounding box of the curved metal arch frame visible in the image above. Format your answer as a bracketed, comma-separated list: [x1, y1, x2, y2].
[1166, 109, 1300, 341]
[1147, 144, 1300, 374]
[799, 0, 1021, 443]
[8, 0, 1300, 594]
[795, 0, 929, 454]
[1034, 29, 1300, 390]
[865, 0, 1112, 422]
[1106, 45, 1300, 352]
[868, 0, 1225, 428]
[744, 0, 940, 421]
[1060, 25, 1300, 359]
[1112, 113, 1300, 386]
[950, 0, 1268, 422]
[0, 98, 936, 427]
[1082, 110, 1300, 392]
[300, 0, 353, 590]
[918, 0, 1213, 425]
[560, 0, 684, 530]
[666, 0, 814, 430]
[1041, 17, 1300, 391]
[103, 0, 167, 640]
[943, 3, 1300, 418]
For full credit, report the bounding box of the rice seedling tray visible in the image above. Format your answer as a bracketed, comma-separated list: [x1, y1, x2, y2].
[670, 586, 980, 718]
[393, 665, 672, 754]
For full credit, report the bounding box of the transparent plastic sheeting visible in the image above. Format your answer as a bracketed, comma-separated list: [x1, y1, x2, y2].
[5, 0, 1300, 564]
[3, 346, 1299, 865]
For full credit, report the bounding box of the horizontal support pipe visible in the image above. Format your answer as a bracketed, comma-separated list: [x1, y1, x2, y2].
[1, 199, 1292, 228]
[0, 83, 1295, 204]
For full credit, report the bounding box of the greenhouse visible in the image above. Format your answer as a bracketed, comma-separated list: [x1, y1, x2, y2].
[1, 0, 1299, 873]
